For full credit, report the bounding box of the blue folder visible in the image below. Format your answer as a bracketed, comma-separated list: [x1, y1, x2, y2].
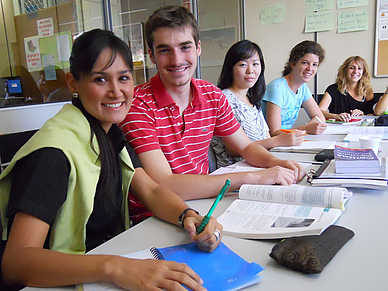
[156, 242, 264, 291]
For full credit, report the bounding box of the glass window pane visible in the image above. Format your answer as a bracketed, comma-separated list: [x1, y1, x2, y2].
[197, 0, 241, 85]
[111, 0, 189, 85]
[0, 0, 103, 108]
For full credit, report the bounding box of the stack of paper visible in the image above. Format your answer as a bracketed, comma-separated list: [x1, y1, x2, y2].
[270, 140, 335, 154]
[310, 158, 388, 190]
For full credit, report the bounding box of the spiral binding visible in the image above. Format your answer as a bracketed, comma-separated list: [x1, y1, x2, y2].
[150, 247, 165, 260]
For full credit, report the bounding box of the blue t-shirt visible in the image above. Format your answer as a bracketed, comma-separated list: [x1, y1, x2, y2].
[262, 77, 312, 129]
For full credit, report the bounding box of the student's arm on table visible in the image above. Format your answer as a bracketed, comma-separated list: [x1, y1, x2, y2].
[260, 131, 305, 148]
[295, 98, 327, 134]
[264, 102, 284, 136]
[351, 88, 374, 116]
[138, 147, 304, 201]
[130, 167, 222, 252]
[222, 130, 303, 156]
[374, 90, 388, 116]
[3, 208, 206, 291]
[222, 128, 306, 183]
[319, 92, 351, 121]
[224, 131, 304, 152]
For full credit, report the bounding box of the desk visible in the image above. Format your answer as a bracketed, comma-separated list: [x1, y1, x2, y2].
[24, 187, 387, 291]
[23, 122, 388, 291]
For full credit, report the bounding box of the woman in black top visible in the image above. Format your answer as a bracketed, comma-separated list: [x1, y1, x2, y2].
[1, 29, 222, 291]
[319, 56, 376, 122]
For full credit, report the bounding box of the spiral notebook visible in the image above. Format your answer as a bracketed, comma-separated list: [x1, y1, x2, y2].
[80, 242, 263, 291]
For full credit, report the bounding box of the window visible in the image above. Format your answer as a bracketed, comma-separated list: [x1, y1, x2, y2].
[0, 0, 103, 108]
[0, 0, 243, 108]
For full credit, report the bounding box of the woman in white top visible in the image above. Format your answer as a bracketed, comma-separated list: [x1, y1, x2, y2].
[211, 40, 305, 168]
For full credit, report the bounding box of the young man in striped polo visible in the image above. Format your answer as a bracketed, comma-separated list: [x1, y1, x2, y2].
[120, 5, 305, 223]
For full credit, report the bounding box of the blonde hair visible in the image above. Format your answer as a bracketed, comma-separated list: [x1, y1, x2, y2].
[335, 56, 371, 96]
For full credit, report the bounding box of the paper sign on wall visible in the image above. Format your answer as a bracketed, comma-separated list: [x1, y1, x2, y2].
[260, 4, 286, 25]
[338, 9, 368, 33]
[24, 36, 42, 72]
[305, 10, 334, 32]
[337, 0, 368, 10]
[305, 0, 334, 12]
[37, 18, 54, 37]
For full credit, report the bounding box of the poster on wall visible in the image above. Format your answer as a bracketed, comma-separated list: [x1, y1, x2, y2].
[24, 36, 42, 72]
[37, 18, 54, 38]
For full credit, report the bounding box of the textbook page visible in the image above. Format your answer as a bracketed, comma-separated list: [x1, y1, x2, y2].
[321, 125, 351, 135]
[239, 184, 351, 210]
[217, 200, 342, 239]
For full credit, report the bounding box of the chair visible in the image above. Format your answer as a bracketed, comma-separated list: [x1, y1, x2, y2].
[208, 145, 217, 173]
[0, 130, 37, 173]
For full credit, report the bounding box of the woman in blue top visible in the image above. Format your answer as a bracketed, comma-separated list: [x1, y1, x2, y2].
[262, 40, 327, 135]
[211, 40, 305, 168]
[0, 29, 221, 291]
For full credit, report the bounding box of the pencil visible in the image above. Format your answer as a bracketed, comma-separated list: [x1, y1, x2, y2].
[280, 129, 308, 135]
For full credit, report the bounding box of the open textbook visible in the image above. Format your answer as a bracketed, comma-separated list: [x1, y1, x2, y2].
[217, 184, 350, 239]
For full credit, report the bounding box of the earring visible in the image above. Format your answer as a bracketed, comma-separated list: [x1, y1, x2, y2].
[73, 92, 79, 98]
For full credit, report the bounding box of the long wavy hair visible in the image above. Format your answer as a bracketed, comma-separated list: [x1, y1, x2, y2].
[282, 40, 325, 76]
[335, 56, 371, 96]
[218, 40, 266, 109]
[69, 29, 133, 210]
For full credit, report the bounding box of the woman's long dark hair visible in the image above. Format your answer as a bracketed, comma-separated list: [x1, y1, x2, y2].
[69, 29, 133, 209]
[217, 40, 266, 109]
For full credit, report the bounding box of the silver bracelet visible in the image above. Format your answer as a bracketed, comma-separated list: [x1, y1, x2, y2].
[178, 208, 199, 228]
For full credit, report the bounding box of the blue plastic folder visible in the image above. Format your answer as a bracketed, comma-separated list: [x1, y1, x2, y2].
[156, 242, 264, 291]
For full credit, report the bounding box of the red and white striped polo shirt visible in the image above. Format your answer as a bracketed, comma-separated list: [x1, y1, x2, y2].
[120, 74, 240, 175]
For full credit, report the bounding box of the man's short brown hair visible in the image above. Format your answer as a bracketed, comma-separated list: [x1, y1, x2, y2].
[145, 5, 200, 53]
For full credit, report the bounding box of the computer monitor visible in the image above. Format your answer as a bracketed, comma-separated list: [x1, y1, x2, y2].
[1, 76, 23, 98]
[6, 76, 23, 97]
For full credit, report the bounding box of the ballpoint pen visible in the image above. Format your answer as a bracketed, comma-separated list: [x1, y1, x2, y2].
[196, 179, 231, 234]
[314, 115, 323, 124]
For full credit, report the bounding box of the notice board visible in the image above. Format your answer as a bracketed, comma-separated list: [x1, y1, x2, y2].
[375, 0, 388, 77]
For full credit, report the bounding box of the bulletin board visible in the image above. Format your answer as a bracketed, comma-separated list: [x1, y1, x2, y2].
[375, 0, 388, 77]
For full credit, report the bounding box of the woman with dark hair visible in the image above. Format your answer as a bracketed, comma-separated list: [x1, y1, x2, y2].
[0, 29, 221, 291]
[211, 40, 304, 168]
[262, 40, 327, 135]
[319, 56, 376, 121]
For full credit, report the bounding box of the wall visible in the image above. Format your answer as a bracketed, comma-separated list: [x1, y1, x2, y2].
[245, 0, 387, 94]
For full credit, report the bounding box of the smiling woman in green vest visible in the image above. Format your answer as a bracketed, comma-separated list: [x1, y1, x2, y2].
[0, 29, 222, 291]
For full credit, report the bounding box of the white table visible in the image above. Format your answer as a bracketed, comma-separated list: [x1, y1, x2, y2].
[23, 122, 388, 291]
[24, 181, 388, 291]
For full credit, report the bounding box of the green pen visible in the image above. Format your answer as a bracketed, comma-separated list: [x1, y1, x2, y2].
[196, 179, 231, 235]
